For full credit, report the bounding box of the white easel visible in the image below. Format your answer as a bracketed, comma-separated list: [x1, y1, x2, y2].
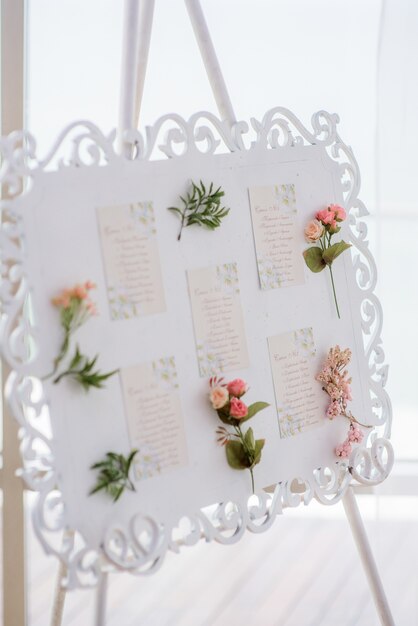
[49, 2, 395, 625]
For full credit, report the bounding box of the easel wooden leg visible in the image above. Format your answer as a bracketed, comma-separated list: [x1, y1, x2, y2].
[343, 486, 395, 626]
[50, 558, 67, 626]
[94, 571, 109, 626]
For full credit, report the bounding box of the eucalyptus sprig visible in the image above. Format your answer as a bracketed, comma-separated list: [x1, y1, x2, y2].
[90, 449, 138, 503]
[53, 345, 119, 391]
[168, 180, 230, 240]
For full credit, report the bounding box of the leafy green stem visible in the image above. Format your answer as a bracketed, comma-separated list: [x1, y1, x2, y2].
[168, 180, 230, 240]
[234, 424, 256, 493]
[328, 264, 340, 319]
[90, 450, 138, 502]
[52, 345, 118, 390]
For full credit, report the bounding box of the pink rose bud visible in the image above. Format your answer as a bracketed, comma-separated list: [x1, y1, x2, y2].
[330, 204, 346, 222]
[229, 397, 248, 419]
[209, 386, 229, 410]
[227, 378, 248, 397]
[304, 219, 324, 243]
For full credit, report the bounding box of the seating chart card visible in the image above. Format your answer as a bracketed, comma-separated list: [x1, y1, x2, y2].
[268, 327, 323, 438]
[248, 184, 305, 290]
[187, 262, 249, 377]
[120, 357, 188, 480]
[97, 202, 166, 320]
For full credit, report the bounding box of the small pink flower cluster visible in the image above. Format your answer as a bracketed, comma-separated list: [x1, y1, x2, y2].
[209, 376, 249, 422]
[335, 423, 364, 458]
[317, 346, 365, 459]
[316, 345, 352, 420]
[315, 204, 346, 234]
[52, 281, 97, 315]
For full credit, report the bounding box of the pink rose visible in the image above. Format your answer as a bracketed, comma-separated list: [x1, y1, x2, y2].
[330, 204, 346, 222]
[227, 378, 248, 397]
[209, 386, 229, 410]
[304, 219, 324, 243]
[315, 208, 334, 225]
[229, 397, 248, 419]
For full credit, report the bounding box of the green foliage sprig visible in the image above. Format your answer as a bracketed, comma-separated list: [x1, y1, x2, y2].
[168, 180, 230, 240]
[53, 345, 118, 390]
[90, 450, 138, 503]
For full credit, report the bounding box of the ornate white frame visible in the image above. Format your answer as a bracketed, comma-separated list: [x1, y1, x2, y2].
[0, 108, 393, 588]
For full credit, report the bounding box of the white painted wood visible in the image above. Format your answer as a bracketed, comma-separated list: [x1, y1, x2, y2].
[117, 0, 142, 153]
[184, 0, 236, 123]
[0, 2, 27, 626]
[133, 0, 155, 129]
[343, 487, 395, 626]
[95, 572, 109, 626]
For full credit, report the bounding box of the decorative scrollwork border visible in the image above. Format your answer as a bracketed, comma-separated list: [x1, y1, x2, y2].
[0, 108, 393, 588]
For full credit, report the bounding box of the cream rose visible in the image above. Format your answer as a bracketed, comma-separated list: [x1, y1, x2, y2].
[209, 385, 229, 409]
[304, 219, 324, 242]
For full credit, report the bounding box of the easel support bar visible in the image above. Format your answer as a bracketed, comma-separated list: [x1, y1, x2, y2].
[184, 0, 236, 124]
[343, 487, 395, 626]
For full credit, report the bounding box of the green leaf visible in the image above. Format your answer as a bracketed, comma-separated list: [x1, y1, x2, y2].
[241, 401, 270, 423]
[216, 405, 233, 425]
[225, 440, 250, 470]
[244, 427, 255, 451]
[303, 246, 326, 273]
[252, 439, 265, 466]
[322, 241, 351, 265]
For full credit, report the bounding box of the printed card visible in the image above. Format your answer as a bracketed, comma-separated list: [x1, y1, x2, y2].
[268, 327, 322, 438]
[97, 202, 166, 320]
[120, 357, 188, 480]
[187, 263, 249, 377]
[248, 184, 305, 290]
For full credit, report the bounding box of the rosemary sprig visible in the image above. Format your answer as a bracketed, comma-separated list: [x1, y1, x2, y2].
[90, 449, 138, 502]
[52, 345, 118, 391]
[168, 180, 230, 240]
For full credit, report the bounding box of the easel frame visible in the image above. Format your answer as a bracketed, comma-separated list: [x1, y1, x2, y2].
[0, 2, 395, 625]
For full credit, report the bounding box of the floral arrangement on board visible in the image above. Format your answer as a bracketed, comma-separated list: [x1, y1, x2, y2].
[90, 449, 138, 502]
[45, 281, 118, 390]
[168, 180, 230, 240]
[209, 377, 269, 493]
[303, 204, 351, 319]
[316, 345, 370, 459]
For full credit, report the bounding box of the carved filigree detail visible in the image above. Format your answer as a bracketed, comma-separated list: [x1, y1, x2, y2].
[0, 108, 392, 587]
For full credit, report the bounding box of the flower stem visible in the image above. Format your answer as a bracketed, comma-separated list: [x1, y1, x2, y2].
[43, 331, 70, 379]
[177, 212, 186, 241]
[250, 467, 255, 494]
[328, 265, 340, 319]
[347, 413, 372, 429]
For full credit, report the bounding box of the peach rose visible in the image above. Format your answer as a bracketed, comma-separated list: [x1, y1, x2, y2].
[227, 378, 248, 397]
[304, 219, 324, 242]
[209, 385, 229, 410]
[229, 397, 248, 419]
